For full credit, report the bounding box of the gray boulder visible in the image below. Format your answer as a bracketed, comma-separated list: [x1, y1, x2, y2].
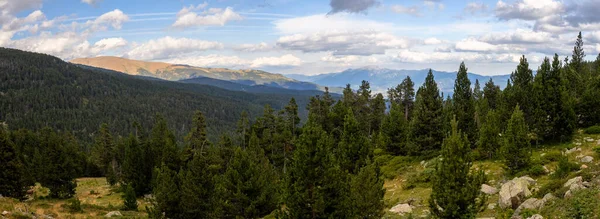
[105, 211, 122, 217]
[580, 156, 594, 163]
[499, 177, 535, 209]
[389, 203, 412, 215]
[527, 214, 544, 219]
[481, 184, 498, 195]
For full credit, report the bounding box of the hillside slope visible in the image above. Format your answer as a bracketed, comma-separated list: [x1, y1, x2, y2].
[0, 48, 317, 142]
[70, 56, 328, 91]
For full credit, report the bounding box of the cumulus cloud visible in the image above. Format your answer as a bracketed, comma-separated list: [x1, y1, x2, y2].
[391, 5, 421, 17]
[126, 36, 223, 60]
[233, 42, 272, 52]
[250, 54, 303, 68]
[85, 9, 129, 31]
[273, 14, 392, 34]
[424, 37, 443, 45]
[277, 30, 410, 56]
[495, 0, 563, 21]
[321, 54, 360, 65]
[394, 49, 536, 64]
[479, 29, 553, 44]
[328, 0, 380, 15]
[93, 37, 128, 51]
[454, 38, 523, 53]
[172, 7, 242, 28]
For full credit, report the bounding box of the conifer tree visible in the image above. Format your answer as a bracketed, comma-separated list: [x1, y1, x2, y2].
[429, 118, 487, 218]
[477, 110, 501, 159]
[122, 184, 138, 211]
[91, 123, 116, 183]
[150, 115, 179, 171]
[370, 93, 386, 134]
[510, 56, 535, 128]
[410, 69, 444, 155]
[153, 164, 181, 218]
[348, 160, 385, 218]
[121, 134, 148, 195]
[400, 76, 416, 120]
[453, 62, 477, 145]
[217, 146, 279, 218]
[483, 79, 501, 110]
[237, 111, 250, 148]
[182, 111, 210, 165]
[571, 31, 586, 76]
[338, 108, 371, 174]
[0, 125, 26, 199]
[381, 103, 409, 155]
[502, 106, 531, 174]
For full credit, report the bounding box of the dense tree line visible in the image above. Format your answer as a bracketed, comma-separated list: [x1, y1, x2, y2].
[1, 32, 600, 218]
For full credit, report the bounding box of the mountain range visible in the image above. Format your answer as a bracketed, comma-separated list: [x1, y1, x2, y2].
[70, 56, 331, 92]
[287, 67, 511, 95]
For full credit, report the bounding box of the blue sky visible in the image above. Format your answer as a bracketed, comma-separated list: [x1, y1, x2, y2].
[2, 0, 600, 76]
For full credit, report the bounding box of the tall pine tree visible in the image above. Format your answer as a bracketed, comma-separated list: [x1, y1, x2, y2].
[409, 69, 444, 155]
[453, 62, 477, 146]
[502, 106, 531, 174]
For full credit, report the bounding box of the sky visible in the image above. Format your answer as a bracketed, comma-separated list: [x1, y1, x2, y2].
[1, 0, 600, 76]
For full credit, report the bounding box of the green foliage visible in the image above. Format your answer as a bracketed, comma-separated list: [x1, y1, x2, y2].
[153, 164, 181, 218]
[65, 198, 83, 213]
[429, 118, 487, 219]
[347, 161, 385, 218]
[554, 156, 580, 179]
[502, 106, 531, 174]
[540, 151, 563, 164]
[453, 62, 477, 145]
[0, 125, 26, 199]
[379, 156, 412, 179]
[583, 125, 600, 134]
[526, 164, 546, 177]
[122, 184, 138, 211]
[410, 70, 444, 156]
[565, 189, 600, 219]
[534, 178, 567, 198]
[477, 110, 502, 159]
[381, 103, 409, 155]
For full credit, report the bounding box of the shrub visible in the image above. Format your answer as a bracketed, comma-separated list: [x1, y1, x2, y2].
[566, 189, 600, 218]
[540, 151, 563, 164]
[65, 198, 83, 213]
[593, 147, 600, 155]
[527, 164, 546, 177]
[380, 156, 412, 179]
[121, 185, 138, 211]
[554, 157, 579, 179]
[584, 125, 600, 134]
[534, 179, 566, 198]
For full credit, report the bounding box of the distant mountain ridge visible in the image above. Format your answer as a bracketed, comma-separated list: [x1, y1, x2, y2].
[286, 67, 511, 95]
[70, 56, 333, 92]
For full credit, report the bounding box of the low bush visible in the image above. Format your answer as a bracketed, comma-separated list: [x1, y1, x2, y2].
[64, 198, 83, 213]
[540, 151, 563, 164]
[584, 125, 600, 134]
[534, 179, 566, 198]
[527, 164, 546, 177]
[553, 157, 579, 179]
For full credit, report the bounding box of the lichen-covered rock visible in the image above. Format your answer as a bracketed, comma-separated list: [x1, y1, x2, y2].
[499, 177, 535, 209]
[389, 203, 412, 215]
[481, 184, 498, 195]
[580, 156, 594, 163]
[527, 214, 544, 219]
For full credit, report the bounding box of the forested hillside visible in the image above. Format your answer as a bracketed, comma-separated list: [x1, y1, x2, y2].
[1, 33, 600, 219]
[0, 48, 321, 142]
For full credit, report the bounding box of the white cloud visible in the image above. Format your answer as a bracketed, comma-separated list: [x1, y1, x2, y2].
[495, 0, 564, 21]
[165, 55, 250, 68]
[85, 9, 129, 31]
[81, 0, 101, 6]
[126, 36, 223, 60]
[463, 2, 487, 15]
[321, 54, 360, 65]
[93, 37, 128, 51]
[424, 37, 443, 45]
[7, 31, 93, 59]
[479, 29, 552, 44]
[455, 38, 505, 52]
[172, 7, 242, 28]
[273, 14, 392, 34]
[234, 42, 272, 52]
[251, 54, 303, 68]
[277, 30, 410, 56]
[394, 49, 536, 64]
[391, 5, 421, 17]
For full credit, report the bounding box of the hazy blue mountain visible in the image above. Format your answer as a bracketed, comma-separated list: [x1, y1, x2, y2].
[180, 77, 340, 97]
[287, 67, 510, 95]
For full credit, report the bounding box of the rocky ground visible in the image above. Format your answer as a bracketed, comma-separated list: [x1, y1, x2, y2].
[382, 131, 600, 218]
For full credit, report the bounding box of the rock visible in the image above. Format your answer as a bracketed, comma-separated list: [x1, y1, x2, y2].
[498, 177, 534, 209]
[481, 184, 498, 195]
[527, 214, 544, 219]
[565, 147, 581, 154]
[564, 176, 583, 188]
[520, 176, 536, 184]
[581, 164, 588, 169]
[565, 190, 573, 198]
[575, 142, 582, 146]
[2, 211, 9, 216]
[543, 165, 550, 173]
[389, 203, 412, 215]
[580, 156, 594, 163]
[542, 193, 555, 203]
[585, 137, 594, 142]
[105, 211, 122, 217]
[514, 198, 544, 216]
[487, 203, 496, 210]
[540, 153, 546, 157]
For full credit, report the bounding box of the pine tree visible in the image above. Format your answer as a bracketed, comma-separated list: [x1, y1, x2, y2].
[338, 108, 371, 174]
[122, 184, 138, 211]
[483, 79, 501, 110]
[571, 31, 586, 76]
[348, 160, 385, 218]
[284, 121, 340, 218]
[150, 115, 180, 171]
[153, 164, 181, 218]
[510, 56, 535, 128]
[381, 103, 409, 155]
[429, 118, 487, 218]
[217, 146, 279, 218]
[182, 111, 211, 165]
[502, 106, 531, 174]
[0, 125, 26, 199]
[409, 69, 444, 155]
[121, 134, 148, 196]
[370, 93, 386, 134]
[400, 76, 416, 120]
[91, 123, 116, 183]
[453, 62, 477, 145]
[237, 111, 250, 148]
[477, 110, 501, 159]
[179, 148, 221, 219]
